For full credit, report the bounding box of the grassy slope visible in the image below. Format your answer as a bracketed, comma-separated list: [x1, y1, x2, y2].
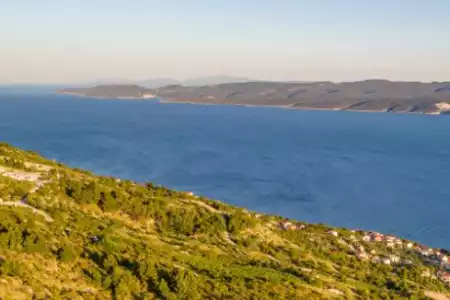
[0, 143, 448, 300]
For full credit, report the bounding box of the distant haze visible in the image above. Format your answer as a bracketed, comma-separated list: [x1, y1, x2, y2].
[89, 76, 256, 88]
[1, 0, 450, 84]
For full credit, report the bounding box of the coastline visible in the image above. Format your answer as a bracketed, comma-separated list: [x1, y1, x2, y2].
[56, 92, 157, 100]
[158, 99, 442, 116]
[56, 92, 445, 115]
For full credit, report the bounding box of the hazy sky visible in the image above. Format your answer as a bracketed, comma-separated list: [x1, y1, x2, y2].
[1, 0, 450, 83]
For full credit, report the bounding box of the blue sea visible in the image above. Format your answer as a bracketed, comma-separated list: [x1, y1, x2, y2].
[1, 86, 450, 248]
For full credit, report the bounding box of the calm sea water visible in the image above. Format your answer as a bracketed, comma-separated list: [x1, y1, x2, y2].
[1, 87, 450, 248]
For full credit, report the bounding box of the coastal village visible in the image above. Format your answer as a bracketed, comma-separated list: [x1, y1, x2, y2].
[280, 220, 450, 287]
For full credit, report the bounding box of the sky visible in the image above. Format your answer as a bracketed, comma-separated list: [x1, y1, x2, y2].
[1, 0, 450, 84]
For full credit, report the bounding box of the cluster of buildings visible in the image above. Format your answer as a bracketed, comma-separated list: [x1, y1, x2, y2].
[416, 246, 449, 266]
[361, 231, 414, 249]
[278, 220, 450, 286]
[415, 246, 450, 286]
[346, 231, 450, 286]
[353, 244, 409, 266]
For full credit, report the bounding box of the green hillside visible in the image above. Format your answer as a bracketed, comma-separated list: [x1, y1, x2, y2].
[0, 143, 449, 299]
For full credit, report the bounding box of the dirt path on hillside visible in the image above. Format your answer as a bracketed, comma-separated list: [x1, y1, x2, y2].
[426, 291, 450, 300]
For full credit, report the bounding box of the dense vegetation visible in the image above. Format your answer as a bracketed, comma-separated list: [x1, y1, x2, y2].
[0, 142, 448, 299]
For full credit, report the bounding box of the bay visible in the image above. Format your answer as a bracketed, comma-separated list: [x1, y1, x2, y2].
[1, 87, 449, 248]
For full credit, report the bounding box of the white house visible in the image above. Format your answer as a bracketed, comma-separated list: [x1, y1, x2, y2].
[327, 230, 339, 237]
[356, 251, 369, 261]
[384, 236, 396, 243]
[389, 255, 401, 264]
[362, 235, 371, 242]
[386, 242, 395, 248]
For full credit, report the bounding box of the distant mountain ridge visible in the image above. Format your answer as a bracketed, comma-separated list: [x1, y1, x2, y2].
[181, 75, 255, 87]
[89, 75, 255, 88]
[57, 80, 450, 115]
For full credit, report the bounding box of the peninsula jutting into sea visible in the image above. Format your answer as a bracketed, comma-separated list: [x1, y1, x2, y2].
[57, 80, 450, 115]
